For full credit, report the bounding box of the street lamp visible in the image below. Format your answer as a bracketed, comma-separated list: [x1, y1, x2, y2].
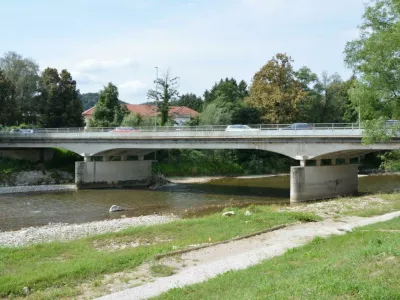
[358, 96, 361, 129]
[154, 67, 159, 130]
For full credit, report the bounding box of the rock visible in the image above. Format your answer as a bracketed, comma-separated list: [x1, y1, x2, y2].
[222, 211, 235, 217]
[22, 286, 30, 295]
[121, 215, 127, 218]
[245, 210, 252, 216]
[109, 205, 124, 212]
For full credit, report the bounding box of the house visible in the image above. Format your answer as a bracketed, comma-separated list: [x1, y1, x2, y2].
[82, 104, 199, 126]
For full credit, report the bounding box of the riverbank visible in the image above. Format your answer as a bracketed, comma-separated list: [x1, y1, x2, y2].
[0, 207, 319, 298]
[0, 214, 177, 247]
[0, 184, 76, 195]
[147, 212, 400, 300]
[1, 193, 399, 298]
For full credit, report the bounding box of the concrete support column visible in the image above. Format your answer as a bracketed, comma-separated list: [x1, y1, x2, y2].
[120, 155, 128, 161]
[331, 158, 337, 165]
[103, 156, 110, 161]
[344, 157, 351, 165]
[300, 160, 306, 167]
[316, 159, 321, 166]
[138, 155, 144, 161]
[290, 165, 358, 202]
[75, 160, 153, 188]
[84, 156, 91, 162]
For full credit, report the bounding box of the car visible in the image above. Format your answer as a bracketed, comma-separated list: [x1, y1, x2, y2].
[280, 123, 313, 130]
[385, 120, 399, 126]
[225, 125, 260, 131]
[9, 128, 35, 134]
[112, 127, 140, 133]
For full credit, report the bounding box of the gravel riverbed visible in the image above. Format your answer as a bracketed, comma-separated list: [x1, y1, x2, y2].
[0, 214, 177, 247]
[0, 184, 77, 195]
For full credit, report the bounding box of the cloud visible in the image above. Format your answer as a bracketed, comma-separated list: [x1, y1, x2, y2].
[118, 80, 147, 92]
[75, 58, 139, 73]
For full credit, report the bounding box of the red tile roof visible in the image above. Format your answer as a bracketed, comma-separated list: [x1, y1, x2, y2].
[83, 104, 199, 118]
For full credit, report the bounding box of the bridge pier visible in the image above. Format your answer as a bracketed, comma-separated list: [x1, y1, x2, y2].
[290, 164, 358, 202]
[75, 160, 153, 188]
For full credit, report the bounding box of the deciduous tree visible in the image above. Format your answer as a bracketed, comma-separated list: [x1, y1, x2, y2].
[147, 70, 179, 126]
[0, 51, 39, 124]
[344, 0, 400, 120]
[0, 69, 17, 126]
[245, 53, 305, 123]
[89, 83, 127, 127]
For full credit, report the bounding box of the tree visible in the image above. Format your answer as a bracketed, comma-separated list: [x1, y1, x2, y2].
[203, 78, 248, 105]
[0, 51, 40, 124]
[231, 103, 261, 125]
[37, 68, 84, 128]
[147, 70, 179, 126]
[344, 0, 400, 120]
[245, 53, 305, 123]
[79, 92, 99, 110]
[200, 102, 232, 125]
[0, 69, 17, 126]
[89, 83, 127, 127]
[171, 93, 203, 112]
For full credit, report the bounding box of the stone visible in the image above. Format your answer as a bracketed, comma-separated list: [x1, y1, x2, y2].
[245, 210, 252, 216]
[22, 286, 30, 295]
[109, 205, 124, 212]
[222, 211, 235, 217]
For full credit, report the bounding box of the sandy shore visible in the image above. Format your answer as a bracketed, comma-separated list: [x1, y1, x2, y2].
[0, 214, 177, 247]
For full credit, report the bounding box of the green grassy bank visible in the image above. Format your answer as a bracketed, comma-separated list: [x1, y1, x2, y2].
[0, 207, 319, 298]
[155, 217, 400, 300]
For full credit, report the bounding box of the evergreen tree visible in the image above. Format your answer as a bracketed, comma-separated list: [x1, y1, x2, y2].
[38, 68, 84, 128]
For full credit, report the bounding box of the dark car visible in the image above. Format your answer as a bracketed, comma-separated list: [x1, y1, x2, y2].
[280, 123, 313, 130]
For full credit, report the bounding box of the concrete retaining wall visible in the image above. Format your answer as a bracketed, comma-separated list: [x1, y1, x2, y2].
[0, 149, 54, 162]
[290, 165, 358, 202]
[75, 160, 152, 188]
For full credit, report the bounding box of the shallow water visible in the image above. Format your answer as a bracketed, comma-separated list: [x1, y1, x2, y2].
[0, 175, 399, 231]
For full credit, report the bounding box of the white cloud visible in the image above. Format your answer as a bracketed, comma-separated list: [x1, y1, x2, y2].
[118, 80, 147, 91]
[75, 58, 139, 73]
[33, 0, 364, 103]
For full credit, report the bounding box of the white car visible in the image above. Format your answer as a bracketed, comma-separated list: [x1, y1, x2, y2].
[225, 125, 259, 131]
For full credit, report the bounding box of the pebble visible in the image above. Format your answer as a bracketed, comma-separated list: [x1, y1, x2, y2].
[0, 214, 177, 247]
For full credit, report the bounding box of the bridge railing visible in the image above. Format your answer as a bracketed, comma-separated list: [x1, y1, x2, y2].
[0, 123, 361, 135]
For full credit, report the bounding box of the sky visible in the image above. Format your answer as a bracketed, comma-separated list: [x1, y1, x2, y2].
[0, 0, 365, 104]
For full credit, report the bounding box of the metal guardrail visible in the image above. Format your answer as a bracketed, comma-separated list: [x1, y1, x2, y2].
[0, 123, 362, 135]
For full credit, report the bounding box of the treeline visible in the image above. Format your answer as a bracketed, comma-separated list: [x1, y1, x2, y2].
[0, 52, 84, 128]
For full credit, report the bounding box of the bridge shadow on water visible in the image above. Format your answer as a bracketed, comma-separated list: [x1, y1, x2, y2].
[158, 182, 291, 199]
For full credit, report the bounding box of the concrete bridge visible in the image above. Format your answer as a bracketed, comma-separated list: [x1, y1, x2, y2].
[1, 124, 399, 202]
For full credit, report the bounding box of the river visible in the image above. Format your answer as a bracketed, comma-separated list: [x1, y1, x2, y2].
[0, 175, 399, 231]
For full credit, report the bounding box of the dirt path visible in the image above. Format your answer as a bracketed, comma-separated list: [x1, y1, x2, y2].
[96, 211, 400, 300]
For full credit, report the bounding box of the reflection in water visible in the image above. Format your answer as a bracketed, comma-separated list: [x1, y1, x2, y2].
[0, 175, 398, 231]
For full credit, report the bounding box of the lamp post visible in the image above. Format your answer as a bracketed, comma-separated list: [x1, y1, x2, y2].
[154, 67, 159, 130]
[358, 96, 361, 129]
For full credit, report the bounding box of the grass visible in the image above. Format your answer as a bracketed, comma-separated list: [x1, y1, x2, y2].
[343, 193, 400, 217]
[0, 206, 320, 297]
[150, 264, 176, 277]
[154, 217, 400, 300]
